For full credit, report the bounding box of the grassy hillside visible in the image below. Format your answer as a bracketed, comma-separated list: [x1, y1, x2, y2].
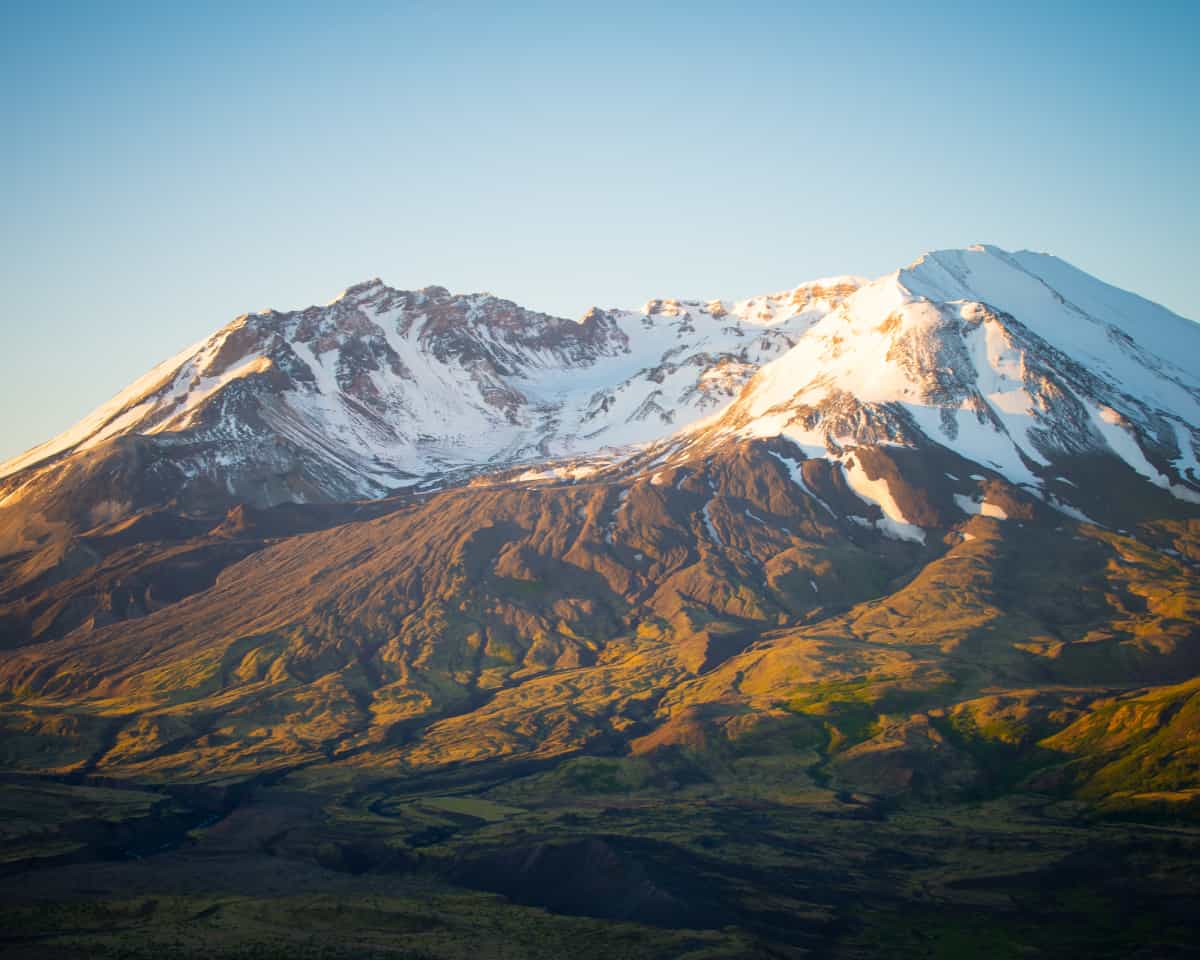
[0, 439, 1198, 956]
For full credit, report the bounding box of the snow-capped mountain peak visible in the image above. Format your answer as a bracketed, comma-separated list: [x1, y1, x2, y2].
[0, 273, 858, 517]
[681, 245, 1200, 535]
[2, 249, 1195, 543]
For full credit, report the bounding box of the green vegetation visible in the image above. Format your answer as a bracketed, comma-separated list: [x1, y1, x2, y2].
[0, 889, 752, 960]
[2, 769, 1198, 959]
[0, 442, 1198, 955]
[417, 796, 523, 822]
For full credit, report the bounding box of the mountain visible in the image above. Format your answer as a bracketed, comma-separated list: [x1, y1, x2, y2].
[0, 277, 860, 541]
[675, 245, 1200, 532]
[1, 240, 1198, 776]
[1, 246, 1198, 959]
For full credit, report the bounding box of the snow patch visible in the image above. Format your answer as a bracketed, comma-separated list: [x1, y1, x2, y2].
[953, 494, 1009, 520]
[841, 459, 926, 543]
[1089, 404, 1200, 504]
[701, 501, 723, 545]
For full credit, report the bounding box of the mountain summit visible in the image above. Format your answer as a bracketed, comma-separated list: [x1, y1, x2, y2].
[1, 242, 1196, 659]
[3, 247, 1196, 536]
[670, 244, 1200, 542]
[0, 273, 861, 541]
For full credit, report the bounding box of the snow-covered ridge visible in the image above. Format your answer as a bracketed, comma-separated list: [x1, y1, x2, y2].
[687, 244, 1200, 531]
[0, 273, 861, 501]
[3, 245, 1197, 527]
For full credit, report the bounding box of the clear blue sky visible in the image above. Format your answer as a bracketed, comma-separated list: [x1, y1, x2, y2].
[2, 1, 1197, 462]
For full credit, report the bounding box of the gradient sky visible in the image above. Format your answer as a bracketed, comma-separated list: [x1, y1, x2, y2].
[2, 1, 1197, 462]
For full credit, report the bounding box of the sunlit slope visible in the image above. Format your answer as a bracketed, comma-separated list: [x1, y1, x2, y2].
[0, 245, 1198, 816]
[0, 437, 1196, 813]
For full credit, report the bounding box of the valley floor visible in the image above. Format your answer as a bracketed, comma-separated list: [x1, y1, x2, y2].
[2, 763, 1198, 959]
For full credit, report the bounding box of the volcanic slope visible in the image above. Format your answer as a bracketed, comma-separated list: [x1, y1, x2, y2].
[1, 436, 1197, 813]
[0, 244, 1197, 809]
